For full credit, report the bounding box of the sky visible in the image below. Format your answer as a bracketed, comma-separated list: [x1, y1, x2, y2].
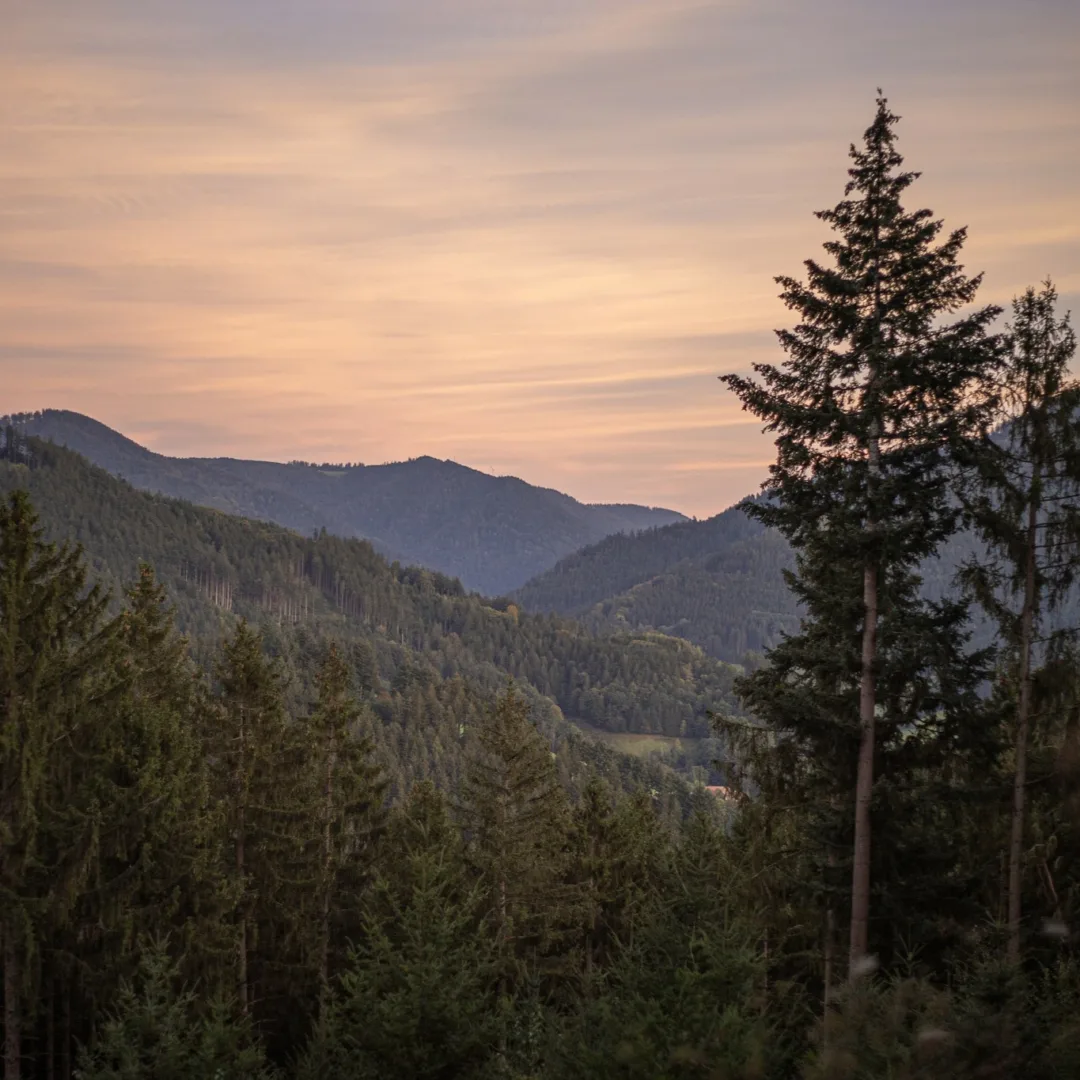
[3, 1, 1078, 518]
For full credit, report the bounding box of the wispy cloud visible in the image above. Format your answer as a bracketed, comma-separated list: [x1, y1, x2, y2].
[3, 0, 1078, 515]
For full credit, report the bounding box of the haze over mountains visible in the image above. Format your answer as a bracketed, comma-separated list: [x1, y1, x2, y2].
[6, 410, 686, 596]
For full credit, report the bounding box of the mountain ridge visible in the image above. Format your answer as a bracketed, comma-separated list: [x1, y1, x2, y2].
[0, 433, 738, 781]
[2, 409, 687, 595]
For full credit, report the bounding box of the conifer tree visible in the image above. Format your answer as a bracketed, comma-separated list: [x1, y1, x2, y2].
[114, 567, 233, 988]
[303, 642, 386, 1001]
[298, 782, 500, 1080]
[568, 780, 668, 985]
[961, 281, 1080, 962]
[54, 565, 230, 1069]
[73, 939, 276, 1080]
[206, 621, 292, 1018]
[555, 812, 773, 1080]
[720, 95, 1001, 973]
[0, 491, 121, 1080]
[459, 688, 579, 1001]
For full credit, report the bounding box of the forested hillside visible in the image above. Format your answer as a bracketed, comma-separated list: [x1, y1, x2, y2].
[4, 409, 685, 594]
[516, 503, 799, 663]
[518, 488, 1074, 665]
[0, 433, 734, 756]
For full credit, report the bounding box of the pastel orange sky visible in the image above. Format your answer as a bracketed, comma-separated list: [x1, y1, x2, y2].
[3, 1, 1078, 517]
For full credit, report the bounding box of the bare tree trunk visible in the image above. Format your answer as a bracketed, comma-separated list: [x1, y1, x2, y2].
[824, 897, 836, 1009]
[850, 559, 878, 975]
[823, 900, 836, 1053]
[1008, 488, 1040, 964]
[59, 981, 71, 1080]
[848, 231, 885, 966]
[762, 927, 770, 1010]
[3, 925, 21, 1080]
[319, 728, 337, 1002]
[236, 707, 249, 1016]
[45, 975, 55, 1080]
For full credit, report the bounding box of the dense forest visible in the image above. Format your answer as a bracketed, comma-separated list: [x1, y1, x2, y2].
[3, 96, 1080, 1080]
[516, 467, 1072, 668]
[0, 435, 738, 751]
[515, 504, 800, 664]
[2, 410, 685, 595]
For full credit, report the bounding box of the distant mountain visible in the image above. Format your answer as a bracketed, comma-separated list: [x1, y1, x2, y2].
[514, 494, 1047, 666]
[0, 434, 736, 754]
[3, 410, 686, 595]
[515, 504, 800, 664]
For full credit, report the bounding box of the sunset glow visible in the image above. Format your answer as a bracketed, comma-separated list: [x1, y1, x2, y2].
[4, 0, 1078, 516]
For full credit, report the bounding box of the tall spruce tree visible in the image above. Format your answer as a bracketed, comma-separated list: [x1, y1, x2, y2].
[961, 281, 1080, 962]
[52, 565, 229, 1073]
[567, 780, 669, 987]
[109, 567, 233, 991]
[74, 939, 276, 1080]
[303, 642, 386, 1001]
[298, 782, 500, 1080]
[0, 492, 121, 1080]
[720, 95, 1001, 974]
[459, 688, 579, 1004]
[206, 621, 292, 1019]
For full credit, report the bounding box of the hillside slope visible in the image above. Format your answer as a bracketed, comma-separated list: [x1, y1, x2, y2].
[515, 502, 800, 663]
[0, 435, 735, 804]
[514, 495, 1051, 665]
[4, 410, 686, 595]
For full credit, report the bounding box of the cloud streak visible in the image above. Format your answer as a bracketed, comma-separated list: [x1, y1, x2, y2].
[3, 0, 1078, 515]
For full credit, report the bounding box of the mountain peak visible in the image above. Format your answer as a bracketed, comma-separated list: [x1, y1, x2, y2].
[9, 410, 687, 595]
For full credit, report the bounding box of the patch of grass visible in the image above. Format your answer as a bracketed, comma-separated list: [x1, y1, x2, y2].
[572, 720, 701, 758]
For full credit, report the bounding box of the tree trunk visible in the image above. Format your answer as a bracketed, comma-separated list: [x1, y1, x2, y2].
[236, 706, 249, 1016]
[824, 898, 836, 1009]
[59, 980, 71, 1080]
[3, 924, 21, 1080]
[850, 559, 878, 975]
[45, 975, 55, 1080]
[1007, 486, 1040, 963]
[236, 815, 248, 1017]
[319, 728, 336, 1002]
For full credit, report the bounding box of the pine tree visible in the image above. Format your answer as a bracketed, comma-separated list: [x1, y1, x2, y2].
[554, 813, 773, 1080]
[568, 780, 668, 986]
[53, 564, 230, 1070]
[0, 491, 122, 1080]
[297, 782, 500, 1080]
[206, 621, 292, 1019]
[720, 95, 1001, 974]
[961, 281, 1080, 962]
[459, 688, 579, 1002]
[303, 642, 386, 1001]
[73, 939, 276, 1080]
[112, 567, 233, 989]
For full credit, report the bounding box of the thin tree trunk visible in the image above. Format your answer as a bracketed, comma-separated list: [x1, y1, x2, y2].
[3, 924, 21, 1080]
[45, 975, 55, 1080]
[762, 927, 769, 1009]
[237, 910, 248, 1017]
[824, 803, 841, 1008]
[824, 899, 836, 1009]
[850, 559, 878, 975]
[59, 980, 71, 1080]
[319, 727, 336, 1002]
[849, 261, 884, 978]
[1007, 486, 1040, 963]
[236, 706, 249, 1016]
